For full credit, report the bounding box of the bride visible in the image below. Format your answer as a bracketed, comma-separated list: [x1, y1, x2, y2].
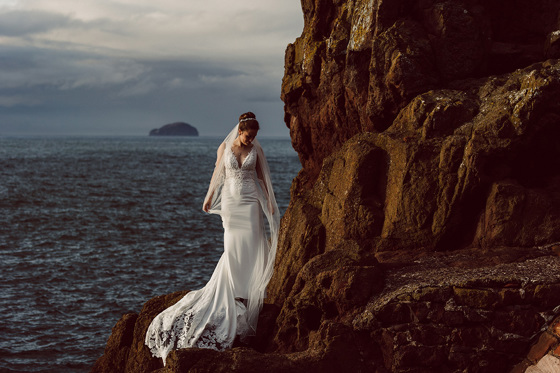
[144, 112, 280, 365]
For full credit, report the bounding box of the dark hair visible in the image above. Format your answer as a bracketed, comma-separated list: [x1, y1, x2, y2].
[239, 112, 260, 131]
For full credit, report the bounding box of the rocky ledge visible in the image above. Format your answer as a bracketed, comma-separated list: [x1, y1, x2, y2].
[92, 247, 560, 372]
[149, 122, 198, 136]
[94, 0, 560, 372]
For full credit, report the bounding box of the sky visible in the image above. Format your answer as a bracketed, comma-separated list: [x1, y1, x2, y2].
[0, 0, 304, 137]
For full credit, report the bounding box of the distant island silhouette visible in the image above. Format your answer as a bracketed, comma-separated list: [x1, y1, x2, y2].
[149, 122, 199, 136]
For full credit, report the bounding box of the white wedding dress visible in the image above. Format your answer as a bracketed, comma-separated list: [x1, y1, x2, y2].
[145, 124, 279, 365]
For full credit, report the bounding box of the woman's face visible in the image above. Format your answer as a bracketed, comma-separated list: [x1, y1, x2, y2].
[238, 129, 258, 146]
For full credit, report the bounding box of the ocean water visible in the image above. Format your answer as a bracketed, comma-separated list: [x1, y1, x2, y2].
[0, 136, 301, 373]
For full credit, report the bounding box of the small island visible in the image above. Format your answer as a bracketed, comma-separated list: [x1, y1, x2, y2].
[149, 122, 199, 136]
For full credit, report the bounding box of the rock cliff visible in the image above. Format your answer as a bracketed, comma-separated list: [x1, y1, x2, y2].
[93, 1, 560, 372]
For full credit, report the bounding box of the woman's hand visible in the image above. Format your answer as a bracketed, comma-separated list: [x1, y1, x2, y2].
[203, 199, 211, 213]
[203, 192, 214, 213]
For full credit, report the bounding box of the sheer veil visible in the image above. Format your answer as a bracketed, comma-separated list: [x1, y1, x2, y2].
[203, 123, 280, 336]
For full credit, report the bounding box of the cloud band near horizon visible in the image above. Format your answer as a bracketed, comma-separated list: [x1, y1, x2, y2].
[0, 0, 303, 136]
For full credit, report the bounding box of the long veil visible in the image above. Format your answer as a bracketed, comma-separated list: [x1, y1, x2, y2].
[203, 123, 280, 336]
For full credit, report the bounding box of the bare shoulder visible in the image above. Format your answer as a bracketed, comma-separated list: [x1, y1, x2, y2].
[217, 142, 226, 156]
[214, 142, 227, 166]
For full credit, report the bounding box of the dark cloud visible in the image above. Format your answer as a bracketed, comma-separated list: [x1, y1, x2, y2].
[0, 2, 302, 137]
[0, 45, 288, 136]
[0, 10, 77, 36]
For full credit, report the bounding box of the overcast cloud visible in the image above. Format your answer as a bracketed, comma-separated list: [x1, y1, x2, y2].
[0, 0, 303, 136]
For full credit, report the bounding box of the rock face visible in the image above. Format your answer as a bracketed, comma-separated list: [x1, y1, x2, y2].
[270, 0, 560, 370]
[93, 1, 560, 372]
[149, 122, 199, 136]
[281, 63, 560, 255]
[282, 0, 560, 180]
[91, 291, 187, 373]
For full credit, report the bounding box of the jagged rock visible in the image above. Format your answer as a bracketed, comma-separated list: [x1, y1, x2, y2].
[149, 122, 199, 136]
[90, 313, 137, 373]
[155, 347, 312, 373]
[276, 61, 560, 255]
[272, 0, 560, 371]
[282, 0, 560, 180]
[93, 249, 560, 372]
[545, 30, 560, 58]
[272, 249, 384, 353]
[91, 290, 187, 373]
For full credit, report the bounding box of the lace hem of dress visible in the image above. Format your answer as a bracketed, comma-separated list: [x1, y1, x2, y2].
[146, 300, 250, 359]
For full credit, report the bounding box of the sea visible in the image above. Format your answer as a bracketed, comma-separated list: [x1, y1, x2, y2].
[0, 136, 301, 373]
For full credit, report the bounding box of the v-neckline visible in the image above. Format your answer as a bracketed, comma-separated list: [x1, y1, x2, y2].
[231, 145, 254, 168]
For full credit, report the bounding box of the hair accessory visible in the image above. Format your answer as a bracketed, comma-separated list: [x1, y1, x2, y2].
[240, 118, 256, 122]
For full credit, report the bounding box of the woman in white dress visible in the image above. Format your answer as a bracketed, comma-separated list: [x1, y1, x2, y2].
[144, 112, 280, 365]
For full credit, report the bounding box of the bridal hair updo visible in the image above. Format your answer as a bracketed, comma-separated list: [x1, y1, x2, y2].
[239, 112, 260, 131]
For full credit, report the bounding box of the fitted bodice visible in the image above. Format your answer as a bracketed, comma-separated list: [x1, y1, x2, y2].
[224, 146, 257, 195]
